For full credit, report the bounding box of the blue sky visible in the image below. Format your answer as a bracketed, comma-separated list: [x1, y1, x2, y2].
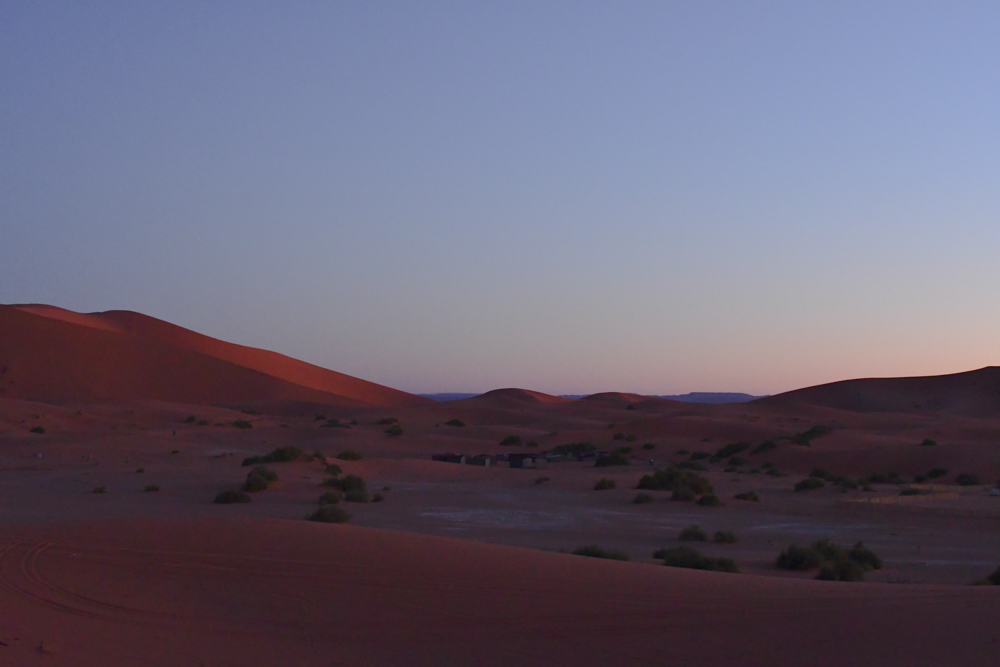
[2, 2, 998, 395]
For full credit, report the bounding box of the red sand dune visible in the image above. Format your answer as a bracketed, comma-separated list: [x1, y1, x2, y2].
[757, 367, 1000, 418]
[0, 518, 997, 666]
[0, 304, 429, 408]
[457, 387, 573, 407]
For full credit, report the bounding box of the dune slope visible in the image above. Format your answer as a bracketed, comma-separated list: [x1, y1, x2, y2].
[756, 367, 1000, 417]
[0, 304, 428, 407]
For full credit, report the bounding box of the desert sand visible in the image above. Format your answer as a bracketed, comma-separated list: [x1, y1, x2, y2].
[1, 304, 998, 665]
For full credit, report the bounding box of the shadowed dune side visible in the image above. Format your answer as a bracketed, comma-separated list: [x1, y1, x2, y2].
[0, 518, 998, 666]
[0, 305, 427, 408]
[756, 367, 1000, 418]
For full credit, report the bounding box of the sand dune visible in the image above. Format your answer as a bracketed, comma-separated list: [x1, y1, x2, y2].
[457, 388, 573, 407]
[0, 517, 997, 666]
[0, 304, 428, 408]
[757, 367, 1000, 417]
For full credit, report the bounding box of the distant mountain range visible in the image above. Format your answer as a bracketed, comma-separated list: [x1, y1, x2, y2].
[421, 392, 765, 404]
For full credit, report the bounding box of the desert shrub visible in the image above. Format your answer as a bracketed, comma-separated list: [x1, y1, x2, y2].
[633, 492, 653, 504]
[713, 530, 738, 544]
[728, 456, 748, 467]
[612, 433, 625, 441]
[956, 473, 980, 486]
[864, 471, 905, 485]
[534, 476, 551, 485]
[766, 468, 787, 477]
[777, 539, 881, 576]
[810, 468, 832, 480]
[677, 461, 708, 472]
[242, 446, 306, 466]
[92, 486, 107, 494]
[696, 493, 721, 507]
[321, 418, 349, 428]
[690, 451, 711, 461]
[984, 566, 1000, 585]
[319, 490, 343, 505]
[708, 455, 723, 464]
[325, 463, 343, 476]
[171, 449, 179, 454]
[499, 435, 522, 447]
[794, 477, 825, 492]
[660, 547, 739, 573]
[243, 466, 278, 492]
[326, 474, 366, 493]
[848, 542, 883, 570]
[625, 434, 637, 442]
[136, 467, 145, 473]
[377, 417, 398, 425]
[594, 452, 629, 467]
[816, 559, 865, 582]
[344, 489, 370, 503]
[734, 491, 759, 502]
[571, 545, 629, 561]
[671, 487, 696, 502]
[776, 544, 823, 570]
[336, 450, 363, 461]
[615, 446, 632, 454]
[792, 425, 831, 446]
[750, 440, 777, 455]
[445, 419, 466, 427]
[143, 484, 160, 492]
[384, 424, 403, 437]
[30, 426, 45, 434]
[198, 420, 208, 426]
[526, 441, 539, 448]
[899, 487, 922, 496]
[676, 449, 690, 456]
[642, 443, 656, 450]
[679, 525, 708, 541]
[715, 442, 750, 459]
[214, 490, 251, 504]
[232, 420, 253, 429]
[183, 415, 197, 423]
[920, 438, 938, 447]
[307, 506, 350, 523]
[926, 467, 948, 479]
[552, 442, 596, 456]
[594, 478, 616, 491]
[638, 466, 713, 495]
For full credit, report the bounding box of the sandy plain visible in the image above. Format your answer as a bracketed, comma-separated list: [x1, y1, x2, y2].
[1, 304, 998, 665]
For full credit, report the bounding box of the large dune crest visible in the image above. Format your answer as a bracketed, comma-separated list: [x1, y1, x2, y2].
[0, 304, 429, 408]
[758, 366, 1000, 417]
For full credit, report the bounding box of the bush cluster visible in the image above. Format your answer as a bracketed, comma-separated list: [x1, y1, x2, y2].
[324, 474, 369, 503]
[384, 424, 403, 437]
[594, 478, 616, 491]
[679, 525, 707, 541]
[637, 466, 713, 495]
[214, 490, 252, 504]
[336, 450, 363, 461]
[633, 492, 653, 504]
[714, 442, 750, 459]
[571, 545, 629, 561]
[791, 425, 831, 446]
[657, 547, 739, 573]
[734, 491, 759, 502]
[794, 477, 825, 492]
[750, 440, 777, 455]
[242, 446, 307, 467]
[776, 539, 882, 581]
[232, 420, 253, 429]
[552, 442, 596, 456]
[243, 466, 278, 492]
[444, 419, 466, 427]
[306, 506, 350, 523]
[713, 531, 738, 544]
[499, 435, 522, 447]
[594, 452, 630, 467]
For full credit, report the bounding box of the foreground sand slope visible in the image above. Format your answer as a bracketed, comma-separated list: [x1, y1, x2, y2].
[0, 304, 428, 408]
[0, 518, 997, 666]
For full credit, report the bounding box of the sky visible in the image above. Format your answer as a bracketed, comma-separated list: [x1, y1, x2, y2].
[2, 2, 999, 396]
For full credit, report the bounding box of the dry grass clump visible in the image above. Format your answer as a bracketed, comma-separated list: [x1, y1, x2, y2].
[776, 539, 882, 581]
[243, 466, 278, 492]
